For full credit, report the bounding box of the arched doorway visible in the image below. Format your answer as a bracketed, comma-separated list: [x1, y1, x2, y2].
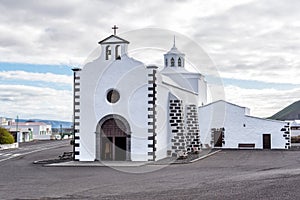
[96, 115, 131, 161]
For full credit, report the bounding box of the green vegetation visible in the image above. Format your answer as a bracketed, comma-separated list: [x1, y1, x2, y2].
[0, 127, 15, 144]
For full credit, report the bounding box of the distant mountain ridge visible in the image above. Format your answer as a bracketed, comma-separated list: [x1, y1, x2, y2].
[18, 119, 72, 128]
[269, 100, 300, 120]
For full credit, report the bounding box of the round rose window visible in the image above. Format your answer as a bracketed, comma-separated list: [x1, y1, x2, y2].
[107, 89, 120, 103]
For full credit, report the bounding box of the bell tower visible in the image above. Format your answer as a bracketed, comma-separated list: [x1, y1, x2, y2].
[164, 36, 185, 68]
[98, 25, 130, 61]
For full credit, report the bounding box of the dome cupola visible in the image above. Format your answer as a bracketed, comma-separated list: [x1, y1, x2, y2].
[164, 36, 185, 68]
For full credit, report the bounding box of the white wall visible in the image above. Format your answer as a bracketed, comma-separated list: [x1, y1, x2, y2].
[155, 79, 172, 160]
[198, 100, 230, 146]
[79, 50, 149, 161]
[155, 72, 201, 159]
[199, 100, 287, 149]
[33, 135, 51, 140]
[78, 36, 209, 161]
[0, 143, 18, 150]
[198, 75, 207, 106]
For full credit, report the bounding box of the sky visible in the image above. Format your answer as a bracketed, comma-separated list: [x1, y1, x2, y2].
[0, 0, 299, 121]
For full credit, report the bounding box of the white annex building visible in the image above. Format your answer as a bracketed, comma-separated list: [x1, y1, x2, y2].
[72, 28, 290, 162]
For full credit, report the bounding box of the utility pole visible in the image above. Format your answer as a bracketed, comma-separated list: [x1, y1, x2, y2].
[16, 115, 19, 143]
[16, 115, 19, 133]
[60, 124, 63, 140]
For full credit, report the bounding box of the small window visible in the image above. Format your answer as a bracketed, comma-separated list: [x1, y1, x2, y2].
[106, 45, 111, 60]
[115, 45, 121, 60]
[171, 57, 175, 67]
[178, 58, 182, 67]
[107, 89, 120, 103]
[165, 58, 168, 66]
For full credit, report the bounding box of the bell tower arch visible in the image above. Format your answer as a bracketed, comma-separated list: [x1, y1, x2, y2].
[98, 25, 130, 61]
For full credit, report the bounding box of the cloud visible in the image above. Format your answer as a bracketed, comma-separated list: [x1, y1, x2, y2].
[0, 71, 72, 85]
[0, 0, 299, 121]
[0, 0, 297, 84]
[0, 0, 262, 65]
[224, 85, 300, 118]
[217, 58, 300, 85]
[191, 0, 300, 85]
[0, 84, 72, 121]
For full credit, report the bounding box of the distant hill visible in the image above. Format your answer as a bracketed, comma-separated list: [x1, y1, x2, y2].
[18, 119, 72, 128]
[269, 100, 300, 120]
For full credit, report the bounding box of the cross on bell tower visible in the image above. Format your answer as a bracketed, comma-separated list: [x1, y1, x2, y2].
[112, 25, 118, 35]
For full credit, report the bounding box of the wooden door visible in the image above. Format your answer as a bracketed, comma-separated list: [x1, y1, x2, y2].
[263, 134, 271, 149]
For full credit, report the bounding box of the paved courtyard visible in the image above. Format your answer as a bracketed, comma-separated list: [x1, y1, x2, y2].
[0, 142, 300, 200]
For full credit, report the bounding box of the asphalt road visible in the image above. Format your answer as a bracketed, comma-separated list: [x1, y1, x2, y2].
[0, 140, 70, 163]
[0, 142, 300, 200]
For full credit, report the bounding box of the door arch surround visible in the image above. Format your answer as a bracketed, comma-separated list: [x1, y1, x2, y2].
[95, 114, 131, 161]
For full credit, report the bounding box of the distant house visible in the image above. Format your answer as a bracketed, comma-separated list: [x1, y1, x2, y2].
[199, 100, 290, 149]
[286, 120, 300, 137]
[6, 127, 32, 143]
[2, 119, 52, 142]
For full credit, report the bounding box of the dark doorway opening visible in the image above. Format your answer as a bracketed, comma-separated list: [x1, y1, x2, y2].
[214, 132, 223, 147]
[211, 128, 225, 148]
[263, 134, 271, 149]
[100, 118, 129, 161]
[115, 137, 126, 161]
[212, 128, 225, 148]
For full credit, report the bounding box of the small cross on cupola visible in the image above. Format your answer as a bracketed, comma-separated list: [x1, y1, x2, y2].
[112, 25, 118, 35]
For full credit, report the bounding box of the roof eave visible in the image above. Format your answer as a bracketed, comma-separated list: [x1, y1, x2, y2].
[98, 35, 130, 44]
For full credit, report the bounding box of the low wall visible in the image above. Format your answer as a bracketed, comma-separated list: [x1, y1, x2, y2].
[0, 142, 19, 150]
[33, 135, 51, 140]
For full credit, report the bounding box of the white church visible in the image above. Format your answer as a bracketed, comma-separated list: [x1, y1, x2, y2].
[72, 27, 291, 162]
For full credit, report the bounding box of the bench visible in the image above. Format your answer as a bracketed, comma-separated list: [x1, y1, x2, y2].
[59, 152, 73, 160]
[238, 143, 255, 149]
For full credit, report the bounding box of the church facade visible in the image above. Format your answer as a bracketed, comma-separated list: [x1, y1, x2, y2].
[72, 30, 290, 162]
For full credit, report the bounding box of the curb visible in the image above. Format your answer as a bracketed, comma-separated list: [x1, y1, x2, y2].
[189, 150, 221, 163]
[44, 161, 148, 167]
[33, 159, 71, 164]
[146, 150, 221, 165]
[40, 150, 221, 167]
